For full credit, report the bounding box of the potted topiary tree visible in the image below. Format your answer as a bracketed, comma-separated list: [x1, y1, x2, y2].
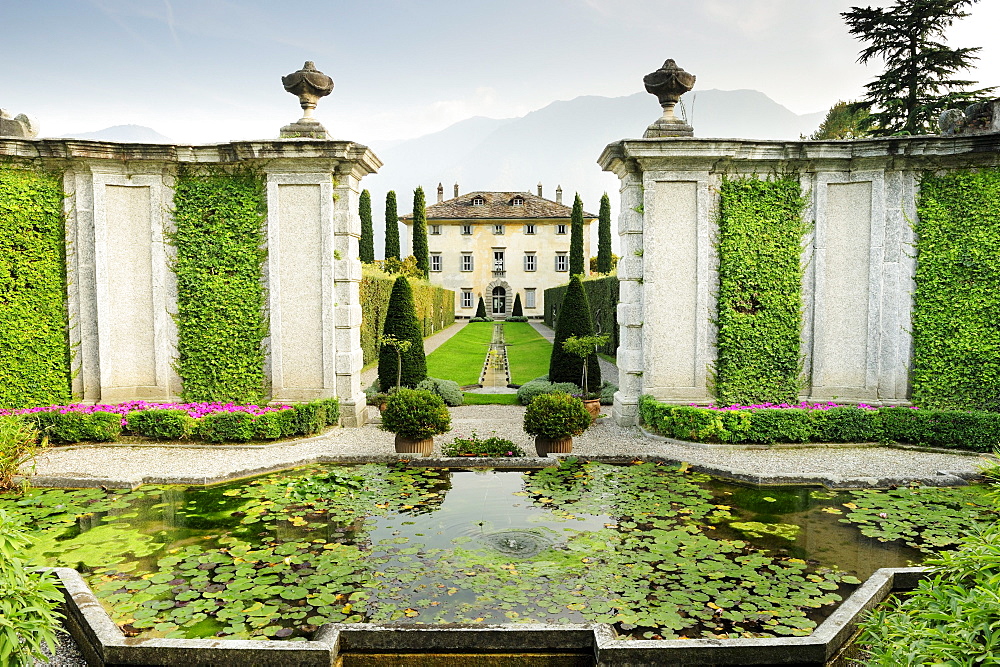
[562, 333, 610, 418]
[380, 388, 451, 456]
[523, 392, 592, 456]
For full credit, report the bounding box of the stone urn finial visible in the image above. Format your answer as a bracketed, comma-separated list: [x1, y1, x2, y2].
[280, 61, 334, 139]
[643, 59, 695, 138]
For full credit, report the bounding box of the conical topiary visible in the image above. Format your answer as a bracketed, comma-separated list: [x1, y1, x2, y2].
[378, 276, 427, 391]
[475, 297, 487, 319]
[512, 293, 523, 317]
[549, 275, 601, 392]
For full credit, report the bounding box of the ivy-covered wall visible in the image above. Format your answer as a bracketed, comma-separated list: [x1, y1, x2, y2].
[912, 169, 1000, 411]
[172, 169, 268, 404]
[544, 275, 619, 357]
[714, 176, 807, 406]
[360, 266, 455, 366]
[0, 165, 71, 409]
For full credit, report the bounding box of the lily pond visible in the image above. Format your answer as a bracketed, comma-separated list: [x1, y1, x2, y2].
[2, 460, 996, 642]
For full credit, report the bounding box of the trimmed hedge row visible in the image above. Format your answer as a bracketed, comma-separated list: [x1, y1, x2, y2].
[26, 399, 339, 445]
[360, 266, 455, 366]
[0, 165, 72, 410]
[544, 274, 619, 357]
[638, 395, 1000, 451]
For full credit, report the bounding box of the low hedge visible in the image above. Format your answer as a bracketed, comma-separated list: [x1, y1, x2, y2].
[638, 395, 1000, 451]
[19, 398, 340, 445]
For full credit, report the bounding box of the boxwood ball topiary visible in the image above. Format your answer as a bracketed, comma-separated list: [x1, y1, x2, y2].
[523, 392, 592, 438]
[548, 275, 601, 392]
[380, 388, 451, 440]
[378, 276, 427, 391]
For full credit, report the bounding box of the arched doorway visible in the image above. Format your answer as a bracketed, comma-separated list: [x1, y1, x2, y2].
[492, 286, 506, 315]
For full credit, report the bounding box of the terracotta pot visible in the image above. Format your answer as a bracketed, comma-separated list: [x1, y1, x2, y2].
[394, 434, 433, 457]
[583, 398, 601, 419]
[535, 435, 573, 457]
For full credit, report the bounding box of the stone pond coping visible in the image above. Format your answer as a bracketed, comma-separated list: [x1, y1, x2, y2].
[29, 452, 984, 492]
[47, 565, 928, 666]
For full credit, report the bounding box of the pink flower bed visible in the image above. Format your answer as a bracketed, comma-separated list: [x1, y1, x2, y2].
[693, 401, 893, 411]
[0, 400, 292, 419]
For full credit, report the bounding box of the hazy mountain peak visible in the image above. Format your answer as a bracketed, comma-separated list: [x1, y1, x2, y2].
[58, 124, 173, 143]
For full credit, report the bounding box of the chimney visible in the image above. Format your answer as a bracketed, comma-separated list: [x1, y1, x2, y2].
[454, 183, 459, 197]
[537, 182, 543, 197]
[556, 185, 563, 205]
[437, 182, 443, 203]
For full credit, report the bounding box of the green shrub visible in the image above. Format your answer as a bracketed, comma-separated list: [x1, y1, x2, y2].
[0, 511, 64, 666]
[548, 276, 601, 392]
[380, 388, 451, 440]
[599, 381, 617, 406]
[125, 409, 197, 440]
[416, 377, 464, 406]
[316, 398, 340, 426]
[469, 317, 494, 323]
[728, 408, 813, 443]
[378, 277, 428, 391]
[517, 380, 581, 406]
[28, 411, 122, 444]
[638, 399, 737, 442]
[252, 411, 284, 440]
[198, 411, 256, 443]
[523, 392, 591, 439]
[442, 433, 525, 457]
[505, 315, 529, 322]
[810, 407, 881, 443]
[0, 416, 40, 492]
[0, 166, 72, 410]
[881, 407, 1000, 451]
[290, 403, 327, 437]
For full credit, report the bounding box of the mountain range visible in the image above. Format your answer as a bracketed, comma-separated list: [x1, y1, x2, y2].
[51, 90, 825, 255]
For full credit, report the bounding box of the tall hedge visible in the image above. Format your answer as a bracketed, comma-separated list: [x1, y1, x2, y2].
[359, 189, 374, 263]
[545, 275, 619, 357]
[912, 169, 1000, 411]
[412, 187, 429, 278]
[384, 190, 400, 261]
[714, 176, 806, 406]
[570, 193, 585, 276]
[378, 276, 427, 391]
[597, 192, 613, 274]
[549, 275, 601, 392]
[360, 266, 454, 366]
[0, 165, 71, 409]
[172, 169, 267, 404]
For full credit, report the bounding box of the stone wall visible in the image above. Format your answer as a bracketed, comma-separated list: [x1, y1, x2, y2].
[0, 138, 381, 425]
[599, 133, 1000, 425]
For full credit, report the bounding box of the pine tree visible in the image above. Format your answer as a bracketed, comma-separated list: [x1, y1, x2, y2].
[549, 275, 601, 392]
[596, 193, 612, 274]
[569, 193, 585, 276]
[412, 187, 429, 278]
[377, 276, 427, 391]
[511, 293, 523, 317]
[843, 0, 994, 136]
[474, 297, 487, 319]
[384, 191, 400, 261]
[359, 189, 374, 263]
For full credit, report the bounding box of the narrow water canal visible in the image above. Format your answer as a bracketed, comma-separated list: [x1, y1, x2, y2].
[478, 322, 510, 389]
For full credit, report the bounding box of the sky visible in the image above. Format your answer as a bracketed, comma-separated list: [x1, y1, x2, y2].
[4, 0, 999, 145]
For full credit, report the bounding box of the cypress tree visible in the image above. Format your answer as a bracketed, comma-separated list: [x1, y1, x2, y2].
[384, 191, 400, 260]
[377, 276, 427, 391]
[549, 275, 601, 392]
[596, 193, 612, 274]
[475, 297, 487, 319]
[412, 186, 429, 278]
[359, 189, 374, 263]
[511, 293, 523, 317]
[569, 193, 585, 276]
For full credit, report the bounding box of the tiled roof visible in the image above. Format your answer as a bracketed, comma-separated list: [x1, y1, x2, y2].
[401, 191, 596, 221]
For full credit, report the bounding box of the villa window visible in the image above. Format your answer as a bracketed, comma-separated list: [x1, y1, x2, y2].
[493, 224, 504, 235]
[556, 224, 567, 235]
[472, 196, 485, 206]
[524, 224, 536, 235]
[523, 253, 536, 272]
[525, 288, 536, 309]
[461, 290, 473, 309]
[431, 253, 442, 272]
[555, 253, 568, 272]
[461, 253, 474, 271]
[429, 224, 442, 235]
[461, 224, 472, 235]
[512, 196, 524, 206]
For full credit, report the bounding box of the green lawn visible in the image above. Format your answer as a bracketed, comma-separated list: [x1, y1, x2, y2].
[425, 322, 495, 385]
[502, 323, 552, 384]
[461, 392, 520, 405]
[425, 321, 552, 387]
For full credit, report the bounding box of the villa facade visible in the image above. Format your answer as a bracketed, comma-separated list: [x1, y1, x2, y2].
[401, 184, 595, 319]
